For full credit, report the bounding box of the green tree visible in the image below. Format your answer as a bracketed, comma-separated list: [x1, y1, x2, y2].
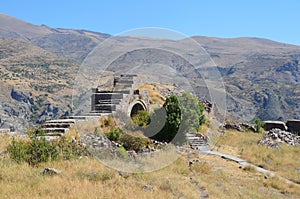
[178, 91, 206, 132]
[254, 117, 265, 133]
[150, 92, 205, 144]
[151, 94, 181, 143]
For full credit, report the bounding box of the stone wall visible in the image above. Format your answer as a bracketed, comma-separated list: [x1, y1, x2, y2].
[91, 74, 150, 117]
[263, 121, 287, 131]
[286, 120, 300, 134]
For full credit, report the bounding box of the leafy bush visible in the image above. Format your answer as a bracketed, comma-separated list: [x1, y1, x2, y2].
[7, 128, 89, 166]
[115, 146, 128, 159]
[7, 139, 29, 164]
[131, 110, 150, 127]
[8, 136, 58, 166]
[120, 133, 149, 152]
[106, 127, 123, 142]
[54, 136, 90, 160]
[151, 95, 181, 143]
[254, 117, 265, 133]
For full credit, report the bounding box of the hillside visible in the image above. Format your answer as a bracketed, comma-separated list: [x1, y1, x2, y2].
[1, 13, 300, 131]
[0, 14, 109, 62]
[0, 38, 78, 131]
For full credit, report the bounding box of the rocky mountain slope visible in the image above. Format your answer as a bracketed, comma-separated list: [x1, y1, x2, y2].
[1, 13, 300, 132]
[0, 38, 76, 132]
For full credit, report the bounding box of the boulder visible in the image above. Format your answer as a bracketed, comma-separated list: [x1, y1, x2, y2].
[42, 168, 61, 176]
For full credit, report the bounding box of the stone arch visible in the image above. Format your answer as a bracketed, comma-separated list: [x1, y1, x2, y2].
[128, 100, 148, 117]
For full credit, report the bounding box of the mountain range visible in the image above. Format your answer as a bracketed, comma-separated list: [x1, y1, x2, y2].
[0, 13, 300, 132]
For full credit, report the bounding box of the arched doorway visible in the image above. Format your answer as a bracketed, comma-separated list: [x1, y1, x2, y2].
[128, 100, 148, 117]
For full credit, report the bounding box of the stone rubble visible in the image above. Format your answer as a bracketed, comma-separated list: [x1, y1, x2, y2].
[80, 133, 166, 159]
[222, 121, 245, 132]
[267, 128, 300, 145]
[257, 139, 281, 149]
[258, 128, 300, 148]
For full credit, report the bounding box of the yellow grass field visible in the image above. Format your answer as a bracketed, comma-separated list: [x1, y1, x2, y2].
[0, 131, 299, 198]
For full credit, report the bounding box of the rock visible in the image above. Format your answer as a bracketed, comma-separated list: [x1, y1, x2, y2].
[257, 139, 281, 149]
[240, 123, 256, 132]
[118, 170, 130, 179]
[223, 121, 245, 132]
[266, 128, 300, 145]
[142, 185, 154, 191]
[42, 168, 61, 176]
[11, 88, 34, 105]
[258, 128, 300, 148]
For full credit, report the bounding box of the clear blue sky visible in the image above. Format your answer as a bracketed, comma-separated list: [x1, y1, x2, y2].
[1, 0, 300, 45]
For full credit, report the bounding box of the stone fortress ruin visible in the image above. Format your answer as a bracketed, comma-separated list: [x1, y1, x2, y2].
[90, 74, 150, 117]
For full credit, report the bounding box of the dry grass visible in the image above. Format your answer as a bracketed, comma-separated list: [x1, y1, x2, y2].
[216, 129, 300, 184]
[138, 84, 174, 107]
[0, 129, 300, 198]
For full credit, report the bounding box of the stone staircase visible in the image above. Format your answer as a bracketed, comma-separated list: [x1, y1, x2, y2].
[91, 74, 136, 115]
[39, 74, 140, 140]
[186, 133, 211, 151]
[39, 119, 76, 140]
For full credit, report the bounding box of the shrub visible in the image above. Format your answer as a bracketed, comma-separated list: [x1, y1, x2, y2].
[254, 117, 265, 133]
[131, 110, 150, 127]
[120, 133, 149, 152]
[8, 136, 58, 166]
[7, 138, 29, 164]
[106, 127, 123, 142]
[115, 146, 128, 159]
[7, 128, 89, 166]
[54, 136, 90, 160]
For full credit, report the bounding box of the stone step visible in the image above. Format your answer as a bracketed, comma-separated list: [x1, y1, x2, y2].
[186, 133, 210, 151]
[94, 104, 117, 111]
[41, 123, 71, 128]
[91, 109, 113, 113]
[41, 128, 69, 134]
[93, 93, 124, 100]
[45, 119, 76, 124]
[98, 99, 122, 104]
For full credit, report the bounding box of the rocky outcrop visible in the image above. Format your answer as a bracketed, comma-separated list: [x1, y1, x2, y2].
[11, 88, 34, 105]
[222, 121, 245, 132]
[36, 103, 62, 124]
[0, 85, 69, 133]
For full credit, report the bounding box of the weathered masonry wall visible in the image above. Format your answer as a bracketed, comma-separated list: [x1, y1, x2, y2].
[91, 74, 150, 117]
